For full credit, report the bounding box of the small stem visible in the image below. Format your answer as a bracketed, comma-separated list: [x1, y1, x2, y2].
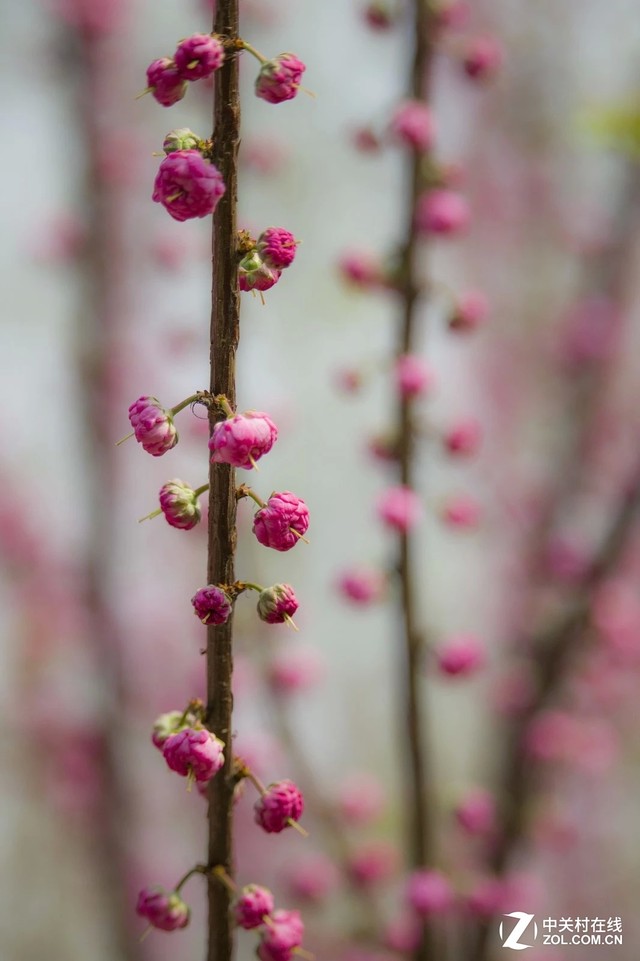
[194, 483, 211, 498]
[236, 39, 268, 64]
[170, 391, 206, 417]
[283, 614, 299, 632]
[215, 394, 235, 418]
[212, 865, 238, 895]
[287, 818, 308, 837]
[115, 430, 134, 446]
[175, 864, 208, 893]
[138, 507, 162, 523]
[289, 527, 310, 545]
[238, 581, 265, 593]
[248, 454, 260, 472]
[244, 769, 267, 795]
[243, 487, 266, 509]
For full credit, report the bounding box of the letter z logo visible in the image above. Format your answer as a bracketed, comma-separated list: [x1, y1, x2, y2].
[499, 913, 538, 950]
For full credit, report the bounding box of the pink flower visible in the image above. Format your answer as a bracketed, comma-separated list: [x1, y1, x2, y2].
[162, 727, 225, 782]
[441, 493, 482, 529]
[347, 840, 398, 887]
[267, 646, 324, 693]
[383, 915, 422, 952]
[454, 789, 496, 835]
[152, 710, 194, 750]
[174, 33, 224, 81]
[257, 584, 299, 626]
[339, 250, 384, 289]
[238, 251, 281, 292]
[136, 887, 190, 931]
[364, 1, 394, 29]
[337, 773, 385, 824]
[416, 189, 470, 236]
[255, 780, 304, 833]
[337, 568, 385, 605]
[285, 853, 339, 903]
[436, 633, 486, 677]
[159, 480, 203, 530]
[395, 354, 434, 398]
[146, 58, 187, 107]
[209, 411, 278, 469]
[234, 884, 274, 929]
[253, 491, 309, 552]
[449, 290, 489, 332]
[191, 585, 233, 625]
[390, 101, 435, 152]
[258, 227, 298, 270]
[128, 396, 177, 456]
[443, 418, 482, 456]
[436, 1, 470, 31]
[152, 150, 225, 222]
[464, 878, 505, 918]
[258, 909, 304, 961]
[406, 869, 454, 916]
[352, 126, 381, 153]
[255, 53, 306, 104]
[377, 485, 422, 532]
[462, 36, 503, 82]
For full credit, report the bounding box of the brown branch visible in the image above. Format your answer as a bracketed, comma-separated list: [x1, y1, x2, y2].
[396, 3, 437, 960]
[206, 1, 241, 959]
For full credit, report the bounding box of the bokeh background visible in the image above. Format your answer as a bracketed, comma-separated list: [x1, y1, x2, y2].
[2, 0, 640, 959]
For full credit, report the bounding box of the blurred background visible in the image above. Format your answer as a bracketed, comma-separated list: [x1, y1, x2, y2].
[2, 0, 640, 959]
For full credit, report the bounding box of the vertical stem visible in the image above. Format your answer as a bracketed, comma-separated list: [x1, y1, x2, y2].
[206, 2, 240, 960]
[397, 3, 436, 960]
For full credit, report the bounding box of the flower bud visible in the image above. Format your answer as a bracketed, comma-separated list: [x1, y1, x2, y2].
[163, 727, 225, 782]
[163, 128, 201, 155]
[174, 33, 224, 81]
[136, 887, 190, 931]
[159, 480, 202, 530]
[255, 53, 306, 104]
[209, 411, 278, 469]
[234, 884, 275, 929]
[255, 779, 304, 833]
[191, 585, 233, 625]
[146, 58, 187, 108]
[257, 584, 299, 625]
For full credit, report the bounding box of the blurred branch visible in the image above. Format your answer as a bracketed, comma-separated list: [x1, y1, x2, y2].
[396, 3, 438, 960]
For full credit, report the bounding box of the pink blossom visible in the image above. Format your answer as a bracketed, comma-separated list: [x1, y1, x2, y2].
[174, 33, 224, 81]
[352, 126, 381, 153]
[258, 909, 304, 961]
[152, 710, 194, 750]
[416, 189, 470, 236]
[436, 1, 470, 30]
[443, 418, 482, 456]
[347, 840, 399, 887]
[285, 853, 339, 903]
[441, 493, 482, 529]
[377, 485, 422, 532]
[162, 727, 225, 782]
[524, 710, 578, 762]
[255, 780, 304, 833]
[239, 251, 281, 292]
[382, 915, 422, 952]
[209, 411, 278, 469]
[267, 646, 324, 693]
[436, 633, 486, 677]
[258, 227, 298, 270]
[146, 58, 187, 107]
[395, 354, 434, 398]
[128, 396, 177, 456]
[337, 773, 385, 824]
[339, 250, 384, 289]
[364, 1, 394, 29]
[136, 887, 190, 931]
[191, 585, 233, 625]
[257, 584, 299, 625]
[159, 480, 203, 530]
[464, 878, 505, 918]
[253, 491, 309, 551]
[454, 789, 496, 835]
[152, 150, 225, 222]
[449, 290, 489, 332]
[234, 884, 274, 929]
[337, 567, 385, 605]
[367, 432, 400, 462]
[255, 53, 306, 104]
[462, 36, 503, 82]
[390, 101, 435, 152]
[406, 869, 454, 916]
